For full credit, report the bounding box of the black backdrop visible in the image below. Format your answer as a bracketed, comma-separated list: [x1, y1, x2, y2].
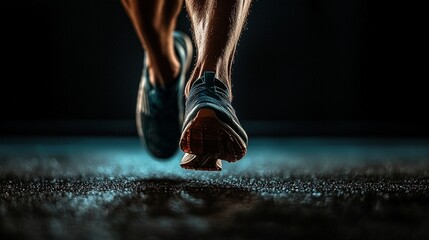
[1, 0, 428, 135]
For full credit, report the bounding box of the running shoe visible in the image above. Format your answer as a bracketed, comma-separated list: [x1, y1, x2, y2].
[179, 71, 248, 167]
[136, 31, 193, 159]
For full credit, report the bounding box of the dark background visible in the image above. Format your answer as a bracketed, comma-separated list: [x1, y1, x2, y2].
[1, 0, 428, 136]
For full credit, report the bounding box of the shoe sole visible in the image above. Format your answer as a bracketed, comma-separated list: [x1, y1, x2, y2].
[179, 108, 247, 163]
[180, 153, 222, 171]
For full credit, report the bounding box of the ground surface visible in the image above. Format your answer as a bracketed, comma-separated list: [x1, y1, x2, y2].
[1, 137, 429, 240]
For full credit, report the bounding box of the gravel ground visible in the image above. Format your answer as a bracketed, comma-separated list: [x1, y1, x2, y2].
[1, 137, 429, 240]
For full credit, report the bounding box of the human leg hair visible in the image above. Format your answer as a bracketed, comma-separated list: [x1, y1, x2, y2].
[184, 0, 252, 96]
[121, 0, 184, 87]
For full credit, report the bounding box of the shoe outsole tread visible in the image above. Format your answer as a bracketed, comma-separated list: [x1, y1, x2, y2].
[179, 108, 247, 164]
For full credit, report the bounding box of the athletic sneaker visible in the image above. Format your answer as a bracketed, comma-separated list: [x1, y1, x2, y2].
[136, 31, 193, 159]
[179, 71, 248, 169]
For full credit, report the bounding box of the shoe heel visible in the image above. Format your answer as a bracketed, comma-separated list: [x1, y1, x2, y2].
[195, 108, 217, 118]
[180, 108, 246, 162]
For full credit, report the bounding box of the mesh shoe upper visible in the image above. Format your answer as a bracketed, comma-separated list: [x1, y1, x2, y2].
[183, 71, 248, 145]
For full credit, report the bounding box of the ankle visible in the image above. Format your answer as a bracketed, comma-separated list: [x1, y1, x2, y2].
[147, 52, 180, 88]
[185, 60, 231, 96]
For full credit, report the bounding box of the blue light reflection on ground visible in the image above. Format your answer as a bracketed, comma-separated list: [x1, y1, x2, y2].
[1, 137, 429, 178]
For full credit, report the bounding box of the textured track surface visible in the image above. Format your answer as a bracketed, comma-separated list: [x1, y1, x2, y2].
[1, 137, 429, 239]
